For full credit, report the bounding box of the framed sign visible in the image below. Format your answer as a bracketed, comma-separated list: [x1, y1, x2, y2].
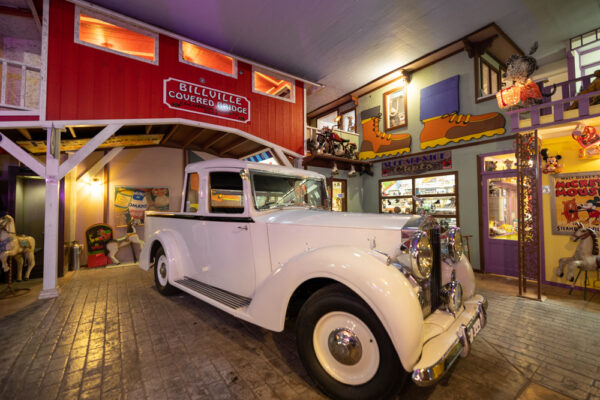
[114, 186, 170, 226]
[383, 86, 407, 131]
[163, 78, 250, 123]
[550, 171, 600, 235]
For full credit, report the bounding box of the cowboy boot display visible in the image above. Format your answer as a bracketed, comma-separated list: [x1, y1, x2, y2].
[359, 107, 411, 160]
[419, 112, 505, 150]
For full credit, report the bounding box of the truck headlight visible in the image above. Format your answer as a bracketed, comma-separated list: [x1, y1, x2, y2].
[446, 227, 463, 263]
[410, 231, 432, 280]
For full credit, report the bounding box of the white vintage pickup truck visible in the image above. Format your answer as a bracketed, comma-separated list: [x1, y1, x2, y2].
[139, 158, 487, 400]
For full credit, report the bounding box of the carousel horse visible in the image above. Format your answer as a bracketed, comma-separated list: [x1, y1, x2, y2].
[0, 214, 36, 281]
[106, 219, 144, 264]
[556, 222, 599, 283]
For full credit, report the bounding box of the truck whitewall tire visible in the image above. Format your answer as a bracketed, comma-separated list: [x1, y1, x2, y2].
[296, 284, 407, 400]
[153, 247, 178, 296]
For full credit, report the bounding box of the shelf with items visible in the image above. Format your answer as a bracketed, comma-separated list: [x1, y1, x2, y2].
[379, 171, 459, 228]
[302, 153, 371, 171]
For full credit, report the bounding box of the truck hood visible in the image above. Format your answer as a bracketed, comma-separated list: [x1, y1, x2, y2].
[254, 208, 421, 231]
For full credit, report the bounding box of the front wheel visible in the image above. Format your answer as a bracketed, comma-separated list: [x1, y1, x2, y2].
[296, 284, 406, 400]
[153, 247, 178, 296]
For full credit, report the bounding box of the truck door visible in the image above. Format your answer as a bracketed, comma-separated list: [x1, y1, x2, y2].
[198, 169, 255, 297]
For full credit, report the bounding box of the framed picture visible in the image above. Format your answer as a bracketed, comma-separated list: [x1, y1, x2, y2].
[341, 109, 356, 132]
[113, 186, 170, 226]
[383, 86, 407, 131]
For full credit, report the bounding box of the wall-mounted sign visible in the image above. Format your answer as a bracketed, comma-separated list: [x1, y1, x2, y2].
[382, 151, 452, 176]
[114, 186, 170, 227]
[19, 134, 164, 154]
[163, 78, 250, 123]
[550, 171, 600, 235]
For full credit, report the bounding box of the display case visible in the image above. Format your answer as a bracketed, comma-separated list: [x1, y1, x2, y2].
[380, 172, 458, 228]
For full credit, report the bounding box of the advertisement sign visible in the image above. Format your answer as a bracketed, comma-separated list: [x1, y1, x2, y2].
[550, 171, 600, 235]
[163, 78, 250, 123]
[382, 151, 452, 177]
[114, 186, 170, 226]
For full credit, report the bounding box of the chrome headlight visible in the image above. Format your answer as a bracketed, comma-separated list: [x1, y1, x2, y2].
[446, 227, 463, 263]
[440, 280, 463, 315]
[410, 231, 433, 280]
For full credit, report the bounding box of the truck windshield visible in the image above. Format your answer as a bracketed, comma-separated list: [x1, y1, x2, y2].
[251, 172, 328, 210]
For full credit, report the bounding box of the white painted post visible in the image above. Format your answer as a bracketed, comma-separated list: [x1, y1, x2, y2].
[38, 127, 60, 299]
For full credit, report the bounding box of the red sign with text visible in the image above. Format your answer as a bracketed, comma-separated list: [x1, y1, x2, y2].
[163, 78, 251, 123]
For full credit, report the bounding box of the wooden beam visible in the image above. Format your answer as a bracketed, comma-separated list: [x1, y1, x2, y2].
[145, 125, 152, 135]
[0, 5, 32, 18]
[67, 126, 76, 138]
[0, 132, 45, 178]
[203, 133, 229, 149]
[76, 147, 124, 182]
[25, 0, 41, 32]
[160, 124, 179, 144]
[58, 124, 121, 180]
[183, 128, 207, 148]
[218, 138, 248, 156]
[272, 148, 293, 167]
[18, 128, 32, 140]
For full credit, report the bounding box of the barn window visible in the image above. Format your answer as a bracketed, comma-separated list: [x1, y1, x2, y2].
[75, 7, 158, 65]
[180, 41, 236, 77]
[252, 67, 295, 102]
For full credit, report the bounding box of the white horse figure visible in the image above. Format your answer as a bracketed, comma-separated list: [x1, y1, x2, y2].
[556, 222, 599, 282]
[106, 220, 144, 265]
[0, 214, 36, 281]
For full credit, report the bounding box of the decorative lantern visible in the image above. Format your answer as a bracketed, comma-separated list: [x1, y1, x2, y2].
[496, 85, 521, 109]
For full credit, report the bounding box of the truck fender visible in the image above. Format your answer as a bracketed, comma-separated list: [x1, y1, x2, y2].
[246, 245, 424, 371]
[138, 228, 191, 282]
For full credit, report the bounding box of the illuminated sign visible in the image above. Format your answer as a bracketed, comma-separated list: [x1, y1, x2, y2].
[163, 78, 250, 123]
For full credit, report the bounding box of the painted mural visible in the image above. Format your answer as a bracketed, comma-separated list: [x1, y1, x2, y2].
[114, 186, 169, 226]
[358, 106, 411, 160]
[550, 171, 600, 235]
[419, 76, 506, 149]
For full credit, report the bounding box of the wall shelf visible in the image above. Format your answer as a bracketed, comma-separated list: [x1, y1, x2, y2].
[302, 153, 371, 170]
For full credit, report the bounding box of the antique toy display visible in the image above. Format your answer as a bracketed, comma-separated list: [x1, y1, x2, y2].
[0, 212, 36, 282]
[541, 148, 562, 174]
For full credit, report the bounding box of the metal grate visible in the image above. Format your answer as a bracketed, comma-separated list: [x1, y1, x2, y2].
[175, 276, 252, 309]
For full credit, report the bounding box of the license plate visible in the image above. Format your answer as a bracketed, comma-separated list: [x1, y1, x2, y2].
[467, 315, 482, 343]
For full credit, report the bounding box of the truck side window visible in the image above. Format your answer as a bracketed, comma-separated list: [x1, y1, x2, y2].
[209, 172, 244, 214]
[185, 173, 200, 212]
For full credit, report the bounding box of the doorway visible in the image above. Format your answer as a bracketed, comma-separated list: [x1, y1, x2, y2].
[480, 152, 518, 276]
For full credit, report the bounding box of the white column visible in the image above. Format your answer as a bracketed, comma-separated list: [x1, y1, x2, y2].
[38, 127, 60, 299]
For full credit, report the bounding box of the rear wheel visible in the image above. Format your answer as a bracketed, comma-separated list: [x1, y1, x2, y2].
[153, 247, 178, 296]
[296, 284, 406, 400]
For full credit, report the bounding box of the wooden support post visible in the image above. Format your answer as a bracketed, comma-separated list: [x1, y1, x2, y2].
[39, 127, 60, 299]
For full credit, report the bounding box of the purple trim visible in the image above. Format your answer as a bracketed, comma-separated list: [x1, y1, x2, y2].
[577, 44, 600, 56]
[541, 278, 600, 295]
[567, 50, 575, 82]
[480, 149, 519, 277]
[582, 60, 600, 71]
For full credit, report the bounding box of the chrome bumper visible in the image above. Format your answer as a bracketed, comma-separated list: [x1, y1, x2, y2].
[411, 295, 488, 386]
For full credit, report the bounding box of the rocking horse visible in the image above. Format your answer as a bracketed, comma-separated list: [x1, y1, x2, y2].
[106, 219, 144, 265]
[0, 212, 36, 281]
[555, 222, 600, 299]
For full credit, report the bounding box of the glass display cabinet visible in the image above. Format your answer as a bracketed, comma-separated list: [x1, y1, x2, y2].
[379, 172, 458, 228]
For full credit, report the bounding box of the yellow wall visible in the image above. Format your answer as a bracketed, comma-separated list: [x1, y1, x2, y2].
[542, 133, 600, 289]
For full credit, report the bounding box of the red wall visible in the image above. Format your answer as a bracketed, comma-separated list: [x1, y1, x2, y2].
[46, 0, 304, 154]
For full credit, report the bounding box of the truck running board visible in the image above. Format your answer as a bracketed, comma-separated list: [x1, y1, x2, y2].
[175, 276, 252, 309]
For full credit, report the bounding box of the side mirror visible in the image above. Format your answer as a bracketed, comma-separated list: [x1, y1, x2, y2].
[239, 169, 248, 180]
